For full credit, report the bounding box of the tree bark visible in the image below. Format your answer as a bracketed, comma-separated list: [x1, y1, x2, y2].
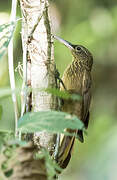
[20, 0, 58, 152]
[9, 0, 58, 179]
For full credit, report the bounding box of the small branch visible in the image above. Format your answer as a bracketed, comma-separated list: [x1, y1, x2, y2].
[8, 0, 19, 137]
[20, 40, 28, 116]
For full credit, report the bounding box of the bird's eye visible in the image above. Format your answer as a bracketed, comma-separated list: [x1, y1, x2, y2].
[76, 46, 81, 51]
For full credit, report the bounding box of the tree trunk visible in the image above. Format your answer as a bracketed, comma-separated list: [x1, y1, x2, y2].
[9, 0, 58, 179]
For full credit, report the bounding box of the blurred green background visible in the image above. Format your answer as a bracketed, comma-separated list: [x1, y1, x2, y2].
[0, 0, 117, 179]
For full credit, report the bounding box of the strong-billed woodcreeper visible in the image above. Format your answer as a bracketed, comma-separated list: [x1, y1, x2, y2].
[54, 35, 93, 169]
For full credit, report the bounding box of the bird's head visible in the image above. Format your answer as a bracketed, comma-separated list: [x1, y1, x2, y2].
[54, 35, 93, 71]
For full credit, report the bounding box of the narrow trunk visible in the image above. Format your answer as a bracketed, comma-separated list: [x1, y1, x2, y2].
[9, 0, 58, 179]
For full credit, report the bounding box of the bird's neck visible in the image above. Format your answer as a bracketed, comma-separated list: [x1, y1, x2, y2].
[71, 58, 84, 72]
[72, 58, 91, 72]
[65, 59, 83, 77]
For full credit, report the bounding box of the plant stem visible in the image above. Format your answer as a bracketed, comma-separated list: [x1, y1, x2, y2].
[8, 0, 19, 137]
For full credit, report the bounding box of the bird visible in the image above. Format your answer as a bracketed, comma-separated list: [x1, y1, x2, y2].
[53, 35, 93, 169]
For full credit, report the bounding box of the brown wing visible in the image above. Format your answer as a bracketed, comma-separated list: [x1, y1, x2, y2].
[77, 70, 92, 142]
[82, 70, 92, 128]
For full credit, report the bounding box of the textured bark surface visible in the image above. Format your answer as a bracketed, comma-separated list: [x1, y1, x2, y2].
[20, 0, 57, 153]
[8, 0, 58, 179]
[9, 143, 47, 180]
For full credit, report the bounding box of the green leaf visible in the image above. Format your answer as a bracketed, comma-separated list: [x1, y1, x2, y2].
[0, 87, 20, 99]
[46, 88, 70, 99]
[0, 88, 12, 98]
[4, 169, 13, 178]
[0, 131, 14, 152]
[18, 111, 84, 135]
[0, 22, 15, 60]
[35, 149, 62, 178]
[46, 88, 82, 100]
[71, 93, 82, 101]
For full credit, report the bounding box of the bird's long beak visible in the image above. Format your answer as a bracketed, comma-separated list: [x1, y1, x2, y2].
[53, 35, 74, 50]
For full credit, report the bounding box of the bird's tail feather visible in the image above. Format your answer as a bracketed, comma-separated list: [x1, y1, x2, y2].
[57, 135, 75, 168]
